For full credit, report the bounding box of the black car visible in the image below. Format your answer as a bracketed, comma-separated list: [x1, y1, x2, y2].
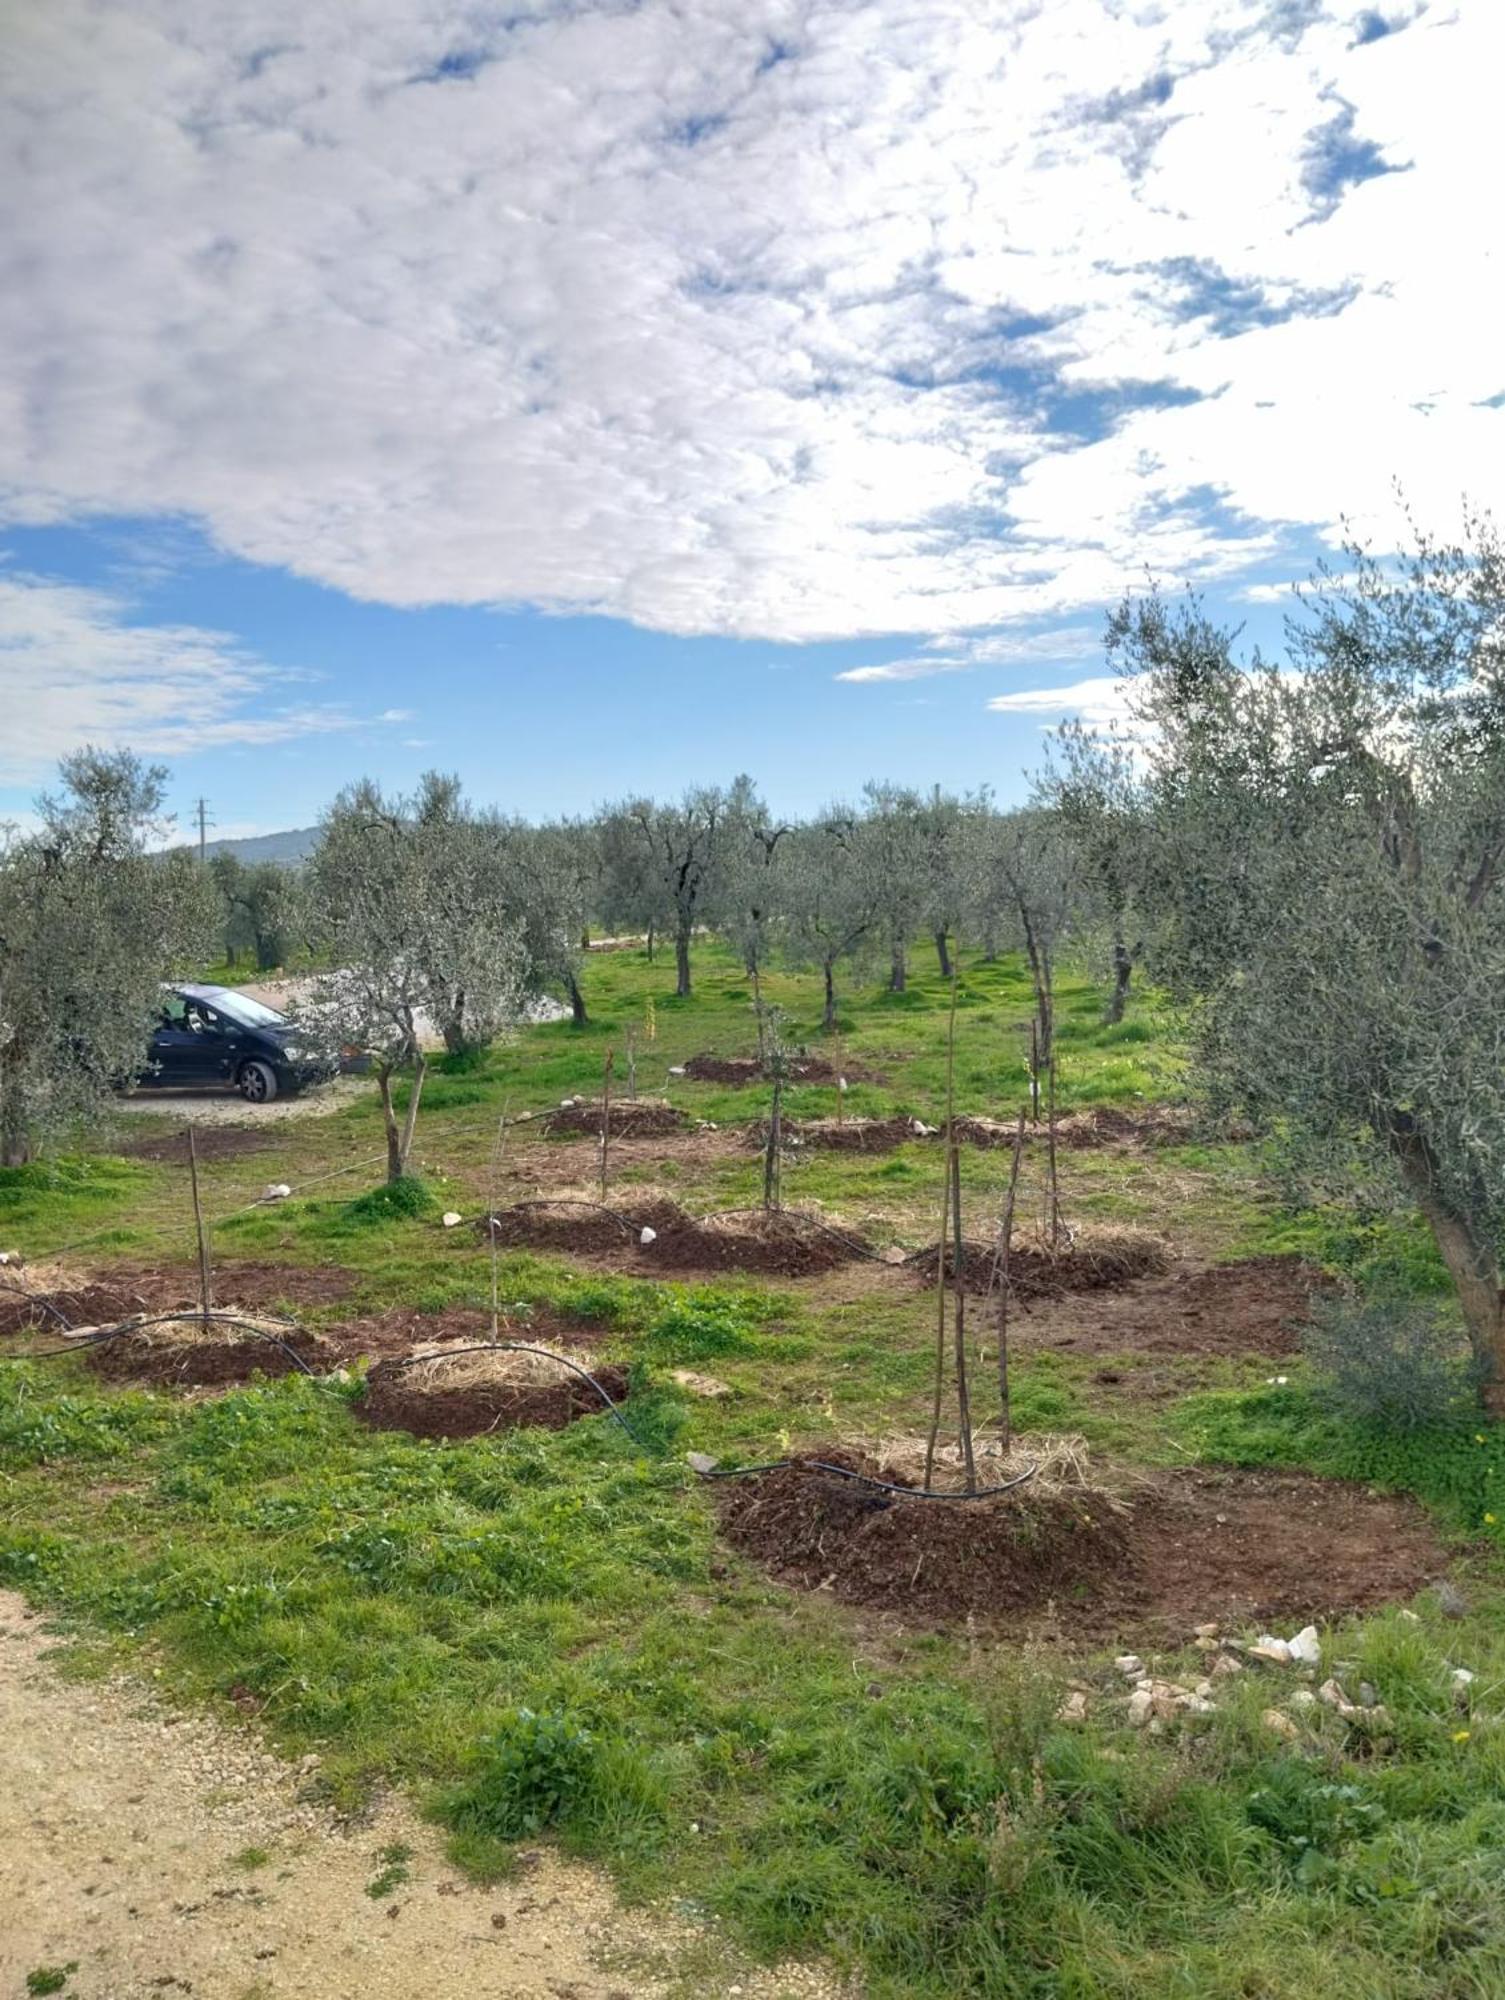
[141, 984, 338, 1103]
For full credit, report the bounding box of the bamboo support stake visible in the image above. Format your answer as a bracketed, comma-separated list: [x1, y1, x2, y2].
[487, 1102, 511, 1340]
[994, 1111, 1026, 1448]
[950, 1141, 977, 1492]
[187, 1124, 212, 1331]
[923, 972, 962, 1489]
[599, 1048, 615, 1204]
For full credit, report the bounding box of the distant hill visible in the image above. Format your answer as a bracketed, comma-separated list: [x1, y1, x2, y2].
[202, 827, 319, 866]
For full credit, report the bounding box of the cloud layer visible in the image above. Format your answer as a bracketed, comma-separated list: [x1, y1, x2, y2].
[0, 570, 385, 782]
[1, 1, 1496, 643]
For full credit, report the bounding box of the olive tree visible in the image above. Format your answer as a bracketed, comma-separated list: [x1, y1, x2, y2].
[604, 780, 749, 997]
[966, 807, 1078, 1073]
[0, 750, 217, 1164]
[302, 776, 524, 1181]
[781, 811, 877, 1030]
[211, 852, 304, 972]
[1063, 519, 1505, 1406]
[856, 781, 928, 992]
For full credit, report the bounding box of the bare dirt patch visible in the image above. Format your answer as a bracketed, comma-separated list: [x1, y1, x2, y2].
[761, 1115, 919, 1153]
[717, 1454, 1453, 1635]
[114, 1124, 279, 1165]
[1049, 1104, 1253, 1150]
[906, 1226, 1173, 1301]
[646, 1208, 876, 1278]
[0, 1590, 843, 2000]
[357, 1345, 630, 1439]
[102, 1258, 360, 1316]
[1014, 1254, 1330, 1360]
[480, 1195, 688, 1256]
[681, 1052, 881, 1087]
[84, 1316, 333, 1386]
[0, 1276, 152, 1338]
[328, 1301, 609, 1362]
[543, 1097, 694, 1139]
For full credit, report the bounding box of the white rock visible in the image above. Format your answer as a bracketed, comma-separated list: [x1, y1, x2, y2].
[686, 1451, 720, 1475]
[441, 1211, 462, 1228]
[838, 1076, 849, 1092]
[1193, 1622, 1220, 1639]
[1195, 1680, 1215, 1700]
[1209, 1653, 1245, 1678]
[1114, 1654, 1145, 1679]
[1248, 1641, 1292, 1666]
[560, 1097, 576, 1108]
[0, 1251, 14, 1265]
[1289, 1689, 1318, 1709]
[1287, 1625, 1321, 1665]
[639, 1226, 658, 1246]
[1452, 1668, 1477, 1687]
[1262, 1709, 1300, 1741]
[262, 1182, 293, 1201]
[668, 1065, 686, 1077]
[1056, 1691, 1089, 1724]
[1317, 1678, 1349, 1710]
[1126, 1689, 1154, 1728]
[1398, 1608, 1421, 1623]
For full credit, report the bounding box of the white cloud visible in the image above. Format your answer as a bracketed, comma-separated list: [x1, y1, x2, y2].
[0, 2, 1498, 642]
[986, 677, 1137, 730]
[0, 569, 394, 781]
[836, 656, 969, 684]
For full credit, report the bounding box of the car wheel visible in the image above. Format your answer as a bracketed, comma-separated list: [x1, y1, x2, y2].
[238, 1059, 279, 1104]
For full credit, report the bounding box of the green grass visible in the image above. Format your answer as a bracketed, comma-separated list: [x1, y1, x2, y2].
[3, 939, 1505, 1996]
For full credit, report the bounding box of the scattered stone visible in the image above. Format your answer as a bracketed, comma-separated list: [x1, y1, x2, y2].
[667, 1066, 686, 1077]
[1209, 1653, 1244, 1679]
[686, 1452, 720, 1475]
[261, 1183, 292, 1202]
[670, 1369, 731, 1399]
[1289, 1689, 1317, 1709]
[1262, 1709, 1300, 1741]
[1249, 1639, 1292, 1666]
[1433, 1581, 1470, 1619]
[1452, 1668, 1477, 1689]
[638, 1226, 658, 1246]
[1193, 1622, 1220, 1640]
[1398, 1608, 1421, 1623]
[441, 1212, 462, 1228]
[1288, 1625, 1321, 1665]
[1126, 1689, 1154, 1728]
[1114, 1654, 1145, 1679]
[1317, 1678, 1348, 1710]
[1056, 1691, 1089, 1724]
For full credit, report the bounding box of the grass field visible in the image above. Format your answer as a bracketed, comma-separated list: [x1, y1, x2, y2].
[4, 941, 1505, 1998]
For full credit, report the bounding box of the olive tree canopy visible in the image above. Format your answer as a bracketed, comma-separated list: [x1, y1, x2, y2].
[1055, 518, 1505, 1405]
[0, 750, 217, 1165]
[302, 775, 525, 1182]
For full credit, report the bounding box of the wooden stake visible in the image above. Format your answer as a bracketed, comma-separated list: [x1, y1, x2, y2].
[993, 1111, 1026, 1449]
[763, 1064, 783, 1212]
[923, 973, 962, 1489]
[625, 1026, 637, 1101]
[950, 1142, 977, 1492]
[1046, 1054, 1061, 1250]
[487, 1102, 511, 1340]
[599, 1048, 615, 1204]
[187, 1124, 212, 1331]
[1029, 1020, 1040, 1123]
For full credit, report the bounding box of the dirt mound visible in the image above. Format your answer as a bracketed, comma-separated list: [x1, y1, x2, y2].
[1017, 1254, 1330, 1360]
[480, 1196, 688, 1256]
[645, 1208, 874, 1277]
[85, 1315, 333, 1386]
[0, 1279, 151, 1338]
[1049, 1104, 1253, 1151]
[542, 1098, 692, 1139]
[114, 1126, 278, 1165]
[908, 1226, 1173, 1300]
[102, 1260, 359, 1315]
[751, 1116, 917, 1153]
[681, 1052, 879, 1087]
[951, 1116, 1026, 1149]
[327, 1302, 607, 1362]
[717, 1454, 1452, 1632]
[357, 1346, 629, 1439]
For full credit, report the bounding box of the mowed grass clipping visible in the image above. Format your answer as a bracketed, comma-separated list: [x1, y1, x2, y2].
[3, 940, 1505, 1998]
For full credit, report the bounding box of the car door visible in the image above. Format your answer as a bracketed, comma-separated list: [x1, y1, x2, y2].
[149, 994, 208, 1087]
[182, 999, 243, 1085]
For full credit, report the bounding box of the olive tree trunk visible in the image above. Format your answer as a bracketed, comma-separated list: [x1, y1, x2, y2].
[378, 1053, 428, 1184]
[934, 929, 952, 979]
[674, 922, 693, 998]
[566, 970, 589, 1028]
[1387, 1119, 1505, 1410]
[822, 960, 838, 1032]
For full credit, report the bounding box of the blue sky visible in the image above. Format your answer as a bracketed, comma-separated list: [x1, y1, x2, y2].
[1, 1, 1497, 836]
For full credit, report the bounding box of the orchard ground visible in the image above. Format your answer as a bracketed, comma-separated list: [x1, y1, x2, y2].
[4, 944, 1505, 2000]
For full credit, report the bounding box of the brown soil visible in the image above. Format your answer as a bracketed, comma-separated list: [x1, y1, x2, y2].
[326, 1301, 608, 1362]
[101, 1259, 361, 1315]
[717, 1455, 1453, 1634]
[0, 1279, 151, 1338]
[1050, 1104, 1253, 1150]
[645, 1208, 875, 1277]
[907, 1227, 1173, 1300]
[543, 1097, 693, 1138]
[86, 1318, 334, 1386]
[357, 1349, 630, 1439]
[480, 1195, 688, 1255]
[681, 1051, 880, 1086]
[1015, 1254, 1330, 1360]
[765, 1115, 919, 1153]
[114, 1125, 278, 1165]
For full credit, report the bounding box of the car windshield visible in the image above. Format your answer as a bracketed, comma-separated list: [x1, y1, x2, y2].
[204, 991, 289, 1031]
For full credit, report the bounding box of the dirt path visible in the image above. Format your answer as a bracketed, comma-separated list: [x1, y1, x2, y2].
[0, 1593, 844, 2000]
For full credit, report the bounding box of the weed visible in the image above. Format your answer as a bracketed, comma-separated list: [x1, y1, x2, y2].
[26, 1967, 76, 1996]
[365, 1840, 414, 1898]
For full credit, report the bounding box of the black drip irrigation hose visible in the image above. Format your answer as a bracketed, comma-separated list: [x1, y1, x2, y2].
[1, 1311, 318, 1376]
[9, 1311, 1038, 1504]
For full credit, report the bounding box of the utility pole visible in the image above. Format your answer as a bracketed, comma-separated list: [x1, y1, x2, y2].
[195, 797, 209, 864]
